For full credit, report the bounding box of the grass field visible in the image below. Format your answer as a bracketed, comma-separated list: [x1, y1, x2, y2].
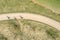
[0, 0, 60, 40]
[0, 19, 60, 40]
[34, 0, 60, 13]
[0, 0, 60, 22]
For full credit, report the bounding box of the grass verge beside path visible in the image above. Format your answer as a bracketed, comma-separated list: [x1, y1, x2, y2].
[0, 0, 60, 22]
[0, 19, 60, 40]
[34, 0, 60, 13]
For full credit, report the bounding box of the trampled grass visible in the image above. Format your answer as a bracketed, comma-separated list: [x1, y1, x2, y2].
[0, 19, 60, 40]
[0, 0, 60, 22]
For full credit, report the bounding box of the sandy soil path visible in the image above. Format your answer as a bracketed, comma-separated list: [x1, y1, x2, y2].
[0, 13, 60, 30]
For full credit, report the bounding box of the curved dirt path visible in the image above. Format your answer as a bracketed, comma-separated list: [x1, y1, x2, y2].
[0, 13, 60, 30]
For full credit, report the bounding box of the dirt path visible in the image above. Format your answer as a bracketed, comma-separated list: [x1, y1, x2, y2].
[0, 13, 60, 30]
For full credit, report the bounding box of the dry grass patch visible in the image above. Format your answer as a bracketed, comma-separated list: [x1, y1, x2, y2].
[0, 18, 60, 40]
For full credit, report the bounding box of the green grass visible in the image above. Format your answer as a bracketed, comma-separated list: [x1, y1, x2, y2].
[0, 19, 60, 40]
[35, 0, 60, 13]
[0, 0, 60, 22]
